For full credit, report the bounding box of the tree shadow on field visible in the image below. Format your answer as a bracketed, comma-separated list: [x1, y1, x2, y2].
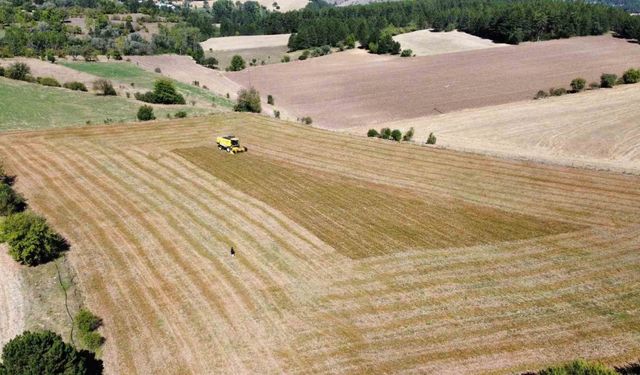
[616, 360, 640, 374]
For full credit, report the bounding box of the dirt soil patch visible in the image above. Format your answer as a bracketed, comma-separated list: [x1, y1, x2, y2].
[225, 35, 640, 129]
[201, 34, 291, 51]
[393, 29, 507, 56]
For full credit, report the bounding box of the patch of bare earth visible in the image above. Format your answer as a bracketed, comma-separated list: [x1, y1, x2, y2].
[0, 114, 639, 374]
[200, 34, 291, 51]
[0, 249, 26, 348]
[393, 29, 507, 56]
[225, 35, 640, 129]
[351, 83, 640, 174]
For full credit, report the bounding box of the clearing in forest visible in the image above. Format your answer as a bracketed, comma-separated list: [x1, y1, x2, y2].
[1, 113, 639, 374]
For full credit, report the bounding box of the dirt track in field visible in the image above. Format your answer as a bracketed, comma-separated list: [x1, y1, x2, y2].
[1, 114, 640, 374]
[226, 35, 640, 129]
[0, 249, 26, 348]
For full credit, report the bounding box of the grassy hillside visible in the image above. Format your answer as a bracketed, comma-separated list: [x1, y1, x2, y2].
[0, 77, 210, 131]
[60, 61, 234, 108]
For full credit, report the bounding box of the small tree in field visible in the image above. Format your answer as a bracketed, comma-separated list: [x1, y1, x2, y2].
[137, 105, 155, 121]
[234, 88, 261, 113]
[6, 62, 30, 81]
[426, 132, 437, 145]
[93, 79, 116, 96]
[622, 68, 640, 84]
[390, 129, 402, 141]
[267, 94, 274, 105]
[367, 129, 379, 137]
[600, 73, 617, 88]
[380, 127, 391, 139]
[570, 77, 586, 92]
[227, 55, 246, 71]
[1, 211, 68, 266]
[402, 127, 415, 141]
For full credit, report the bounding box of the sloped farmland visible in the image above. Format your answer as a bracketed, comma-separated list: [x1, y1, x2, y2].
[1, 114, 640, 374]
[226, 35, 640, 129]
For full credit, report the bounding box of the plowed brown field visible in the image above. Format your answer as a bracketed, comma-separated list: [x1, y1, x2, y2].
[2, 114, 640, 374]
[226, 35, 640, 129]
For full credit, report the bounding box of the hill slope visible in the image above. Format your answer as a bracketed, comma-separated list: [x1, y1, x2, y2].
[1, 114, 639, 374]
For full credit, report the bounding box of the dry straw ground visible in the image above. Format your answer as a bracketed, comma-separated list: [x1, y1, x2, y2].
[1, 114, 639, 374]
[226, 35, 640, 129]
[392, 29, 506, 56]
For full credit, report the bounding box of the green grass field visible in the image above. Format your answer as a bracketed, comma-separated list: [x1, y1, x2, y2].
[60, 61, 233, 108]
[0, 77, 211, 131]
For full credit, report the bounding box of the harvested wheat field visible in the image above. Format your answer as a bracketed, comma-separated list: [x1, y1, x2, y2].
[348, 83, 640, 174]
[393, 29, 506, 56]
[2, 113, 640, 374]
[226, 35, 640, 128]
[201, 34, 291, 51]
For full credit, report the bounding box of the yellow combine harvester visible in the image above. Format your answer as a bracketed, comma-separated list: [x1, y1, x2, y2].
[216, 135, 247, 154]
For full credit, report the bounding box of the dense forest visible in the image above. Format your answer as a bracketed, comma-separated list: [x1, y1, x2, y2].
[209, 0, 638, 53]
[0, 0, 216, 61]
[2, 0, 640, 59]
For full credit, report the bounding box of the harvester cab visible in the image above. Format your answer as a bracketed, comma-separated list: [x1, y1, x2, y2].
[216, 135, 248, 154]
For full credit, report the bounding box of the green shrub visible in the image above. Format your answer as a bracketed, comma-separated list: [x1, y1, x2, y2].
[426, 132, 437, 145]
[63, 81, 88, 91]
[93, 79, 116, 96]
[570, 77, 586, 92]
[600, 73, 617, 88]
[534, 90, 549, 99]
[274, 110, 281, 118]
[390, 129, 402, 141]
[549, 87, 567, 96]
[298, 50, 309, 60]
[135, 79, 185, 105]
[137, 105, 155, 121]
[75, 309, 102, 333]
[79, 331, 104, 352]
[622, 68, 640, 84]
[0, 183, 26, 216]
[36, 76, 61, 87]
[234, 87, 262, 113]
[402, 127, 414, 141]
[201, 56, 218, 69]
[227, 55, 246, 71]
[267, 94, 274, 105]
[400, 49, 413, 57]
[538, 359, 617, 375]
[0, 331, 103, 374]
[2, 211, 68, 266]
[6, 62, 31, 81]
[281, 55, 290, 63]
[0, 66, 5, 77]
[367, 129, 379, 137]
[174, 110, 187, 118]
[380, 127, 391, 139]
[301, 116, 313, 125]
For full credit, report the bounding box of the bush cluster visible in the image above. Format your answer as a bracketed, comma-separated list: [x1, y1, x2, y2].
[63, 81, 88, 92]
[1, 211, 68, 266]
[0, 330, 103, 374]
[174, 110, 188, 118]
[234, 88, 262, 113]
[426, 132, 437, 145]
[529, 359, 621, 375]
[135, 79, 185, 105]
[300, 116, 313, 125]
[93, 79, 116, 96]
[75, 309, 105, 352]
[36, 76, 61, 87]
[367, 127, 415, 142]
[535, 68, 640, 100]
[400, 49, 413, 57]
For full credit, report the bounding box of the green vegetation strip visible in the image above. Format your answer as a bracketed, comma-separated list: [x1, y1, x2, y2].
[60, 61, 233, 108]
[0, 78, 208, 131]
